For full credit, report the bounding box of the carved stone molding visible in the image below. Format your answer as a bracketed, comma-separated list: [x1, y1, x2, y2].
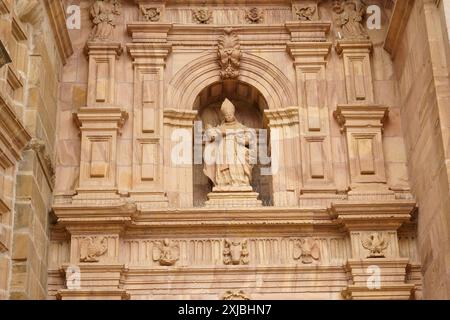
[0, 94, 31, 169]
[0, 0, 11, 15]
[42, 0, 74, 65]
[223, 239, 249, 265]
[25, 138, 56, 189]
[79, 236, 108, 262]
[217, 28, 242, 80]
[383, 0, 414, 57]
[0, 40, 12, 68]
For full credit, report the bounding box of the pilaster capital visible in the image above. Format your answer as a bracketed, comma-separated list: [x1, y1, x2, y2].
[335, 39, 373, 55]
[73, 107, 129, 132]
[334, 104, 389, 133]
[84, 41, 123, 58]
[163, 109, 198, 128]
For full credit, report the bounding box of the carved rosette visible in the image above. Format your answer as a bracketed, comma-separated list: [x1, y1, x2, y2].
[140, 5, 160, 22]
[192, 8, 212, 24]
[223, 239, 249, 265]
[361, 232, 389, 258]
[217, 28, 242, 80]
[79, 236, 108, 262]
[293, 238, 320, 264]
[245, 7, 263, 24]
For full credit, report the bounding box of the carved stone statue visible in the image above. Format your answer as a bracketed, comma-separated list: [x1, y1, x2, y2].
[217, 28, 242, 80]
[223, 239, 249, 265]
[332, 0, 368, 40]
[293, 238, 320, 264]
[153, 239, 180, 266]
[362, 232, 389, 258]
[89, 0, 121, 42]
[203, 99, 255, 191]
[79, 236, 107, 262]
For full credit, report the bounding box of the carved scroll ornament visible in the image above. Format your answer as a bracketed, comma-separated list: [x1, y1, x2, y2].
[217, 28, 242, 80]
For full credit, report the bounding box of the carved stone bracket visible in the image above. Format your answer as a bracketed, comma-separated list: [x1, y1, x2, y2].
[25, 138, 56, 189]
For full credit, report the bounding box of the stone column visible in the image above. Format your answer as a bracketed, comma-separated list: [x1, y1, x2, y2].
[334, 40, 394, 199]
[286, 21, 339, 206]
[265, 107, 301, 207]
[127, 23, 172, 209]
[331, 201, 416, 299]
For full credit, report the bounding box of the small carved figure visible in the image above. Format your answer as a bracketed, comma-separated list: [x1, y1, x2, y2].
[295, 6, 316, 21]
[89, 0, 121, 42]
[153, 239, 180, 266]
[217, 28, 242, 80]
[245, 7, 263, 24]
[293, 238, 320, 264]
[79, 236, 107, 262]
[362, 232, 389, 258]
[332, 0, 368, 40]
[223, 239, 249, 265]
[141, 6, 160, 22]
[193, 8, 212, 24]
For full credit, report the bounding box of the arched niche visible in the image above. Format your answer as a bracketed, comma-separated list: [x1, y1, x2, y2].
[193, 80, 274, 207]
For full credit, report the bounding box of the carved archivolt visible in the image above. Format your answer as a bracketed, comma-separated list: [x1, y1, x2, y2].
[223, 239, 249, 265]
[293, 238, 320, 264]
[152, 239, 180, 266]
[217, 28, 242, 80]
[362, 232, 389, 258]
[167, 52, 297, 111]
[79, 236, 108, 262]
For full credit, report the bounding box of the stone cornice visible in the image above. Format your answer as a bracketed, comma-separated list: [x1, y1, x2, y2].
[383, 0, 415, 58]
[0, 94, 32, 168]
[43, 0, 74, 65]
[163, 109, 198, 127]
[334, 104, 389, 133]
[84, 42, 123, 57]
[73, 107, 129, 132]
[330, 201, 416, 231]
[335, 39, 373, 55]
[285, 21, 331, 42]
[264, 107, 299, 127]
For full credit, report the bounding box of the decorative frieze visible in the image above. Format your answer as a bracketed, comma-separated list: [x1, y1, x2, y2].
[192, 8, 212, 24]
[293, 238, 320, 264]
[79, 236, 108, 262]
[153, 239, 180, 266]
[245, 8, 263, 24]
[223, 239, 249, 265]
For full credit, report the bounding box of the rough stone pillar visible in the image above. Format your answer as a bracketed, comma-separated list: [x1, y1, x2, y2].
[127, 23, 172, 209]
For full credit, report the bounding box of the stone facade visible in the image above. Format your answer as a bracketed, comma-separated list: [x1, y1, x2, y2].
[0, 0, 449, 300]
[0, 0, 72, 299]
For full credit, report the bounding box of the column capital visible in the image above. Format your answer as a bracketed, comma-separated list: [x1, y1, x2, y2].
[336, 39, 373, 55]
[285, 21, 331, 42]
[84, 41, 123, 58]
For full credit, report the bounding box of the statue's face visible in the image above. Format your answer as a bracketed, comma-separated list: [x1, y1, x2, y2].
[223, 110, 235, 122]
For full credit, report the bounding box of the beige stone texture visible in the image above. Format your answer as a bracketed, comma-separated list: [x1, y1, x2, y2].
[0, 0, 449, 300]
